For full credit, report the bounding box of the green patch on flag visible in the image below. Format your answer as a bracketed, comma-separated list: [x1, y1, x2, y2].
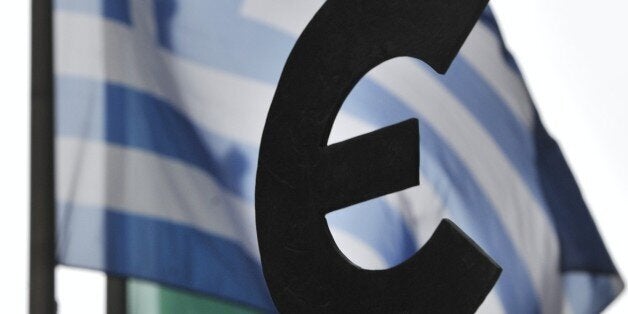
[128, 279, 261, 314]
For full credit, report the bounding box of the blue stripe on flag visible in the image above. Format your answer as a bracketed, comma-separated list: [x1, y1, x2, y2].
[534, 115, 617, 274]
[57, 202, 276, 312]
[153, 0, 292, 84]
[54, 75, 105, 140]
[55, 0, 130, 24]
[105, 210, 274, 311]
[56, 202, 105, 268]
[563, 272, 622, 314]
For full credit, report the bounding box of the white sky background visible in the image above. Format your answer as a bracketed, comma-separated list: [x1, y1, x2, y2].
[1, 1, 626, 313]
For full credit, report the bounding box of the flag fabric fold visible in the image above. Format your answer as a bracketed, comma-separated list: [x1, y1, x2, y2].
[53, 0, 623, 313]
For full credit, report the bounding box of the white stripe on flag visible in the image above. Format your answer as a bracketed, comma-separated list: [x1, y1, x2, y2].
[476, 290, 505, 314]
[326, 227, 388, 270]
[459, 22, 535, 128]
[240, 0, 323, 36]
[384, 184, 447, 247]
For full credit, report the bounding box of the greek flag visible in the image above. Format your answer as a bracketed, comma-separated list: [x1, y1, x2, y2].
[54, 0, 623, 313]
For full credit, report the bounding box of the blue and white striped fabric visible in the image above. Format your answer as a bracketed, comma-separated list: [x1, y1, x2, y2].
[53, 0, 623, 312]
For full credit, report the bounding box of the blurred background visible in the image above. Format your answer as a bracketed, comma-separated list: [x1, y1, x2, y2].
[1, 0, 626, 312]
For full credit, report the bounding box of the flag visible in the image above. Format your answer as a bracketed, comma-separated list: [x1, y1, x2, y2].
[53, 0, 623, 313]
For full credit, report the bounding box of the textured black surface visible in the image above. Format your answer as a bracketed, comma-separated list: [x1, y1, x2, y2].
[30, 0, 57, 313]
[255, 0, 500, 312]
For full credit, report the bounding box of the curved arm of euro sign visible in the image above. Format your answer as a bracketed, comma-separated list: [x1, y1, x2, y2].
[255, 0, 501, 312]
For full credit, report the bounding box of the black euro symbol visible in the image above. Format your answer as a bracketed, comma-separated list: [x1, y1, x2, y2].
[256, 0, 501, 312]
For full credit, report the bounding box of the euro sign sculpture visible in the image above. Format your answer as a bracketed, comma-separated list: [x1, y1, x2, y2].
[256, 0, 501, 312]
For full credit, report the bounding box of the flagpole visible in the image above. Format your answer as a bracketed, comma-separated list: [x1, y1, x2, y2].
[30, 0, 57, 313]
[107, 276, 127, 314]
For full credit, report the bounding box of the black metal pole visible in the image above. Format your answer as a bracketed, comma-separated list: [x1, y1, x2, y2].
[107, 276, 127, 314]
[30, 0, 56, 313]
